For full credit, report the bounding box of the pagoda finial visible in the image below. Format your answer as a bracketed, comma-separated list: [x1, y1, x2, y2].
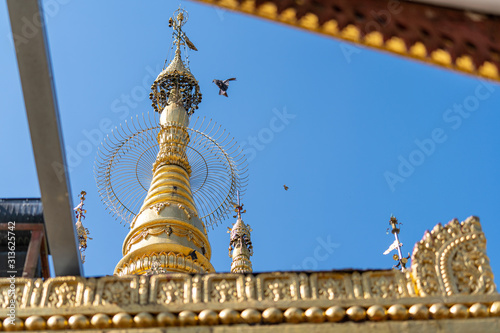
[149, 7, 201, 116]
[383, 215, 410, 271]
[73, 190, 92, 264]
[228, 192, 253, 273]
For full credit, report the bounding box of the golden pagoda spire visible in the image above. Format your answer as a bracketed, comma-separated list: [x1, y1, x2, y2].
[228, 193, 253, 273]
[114, 9, 213, 275]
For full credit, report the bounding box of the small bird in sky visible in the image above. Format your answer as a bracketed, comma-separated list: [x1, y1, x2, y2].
[283, 185, 289, 191]
[213, 78, 236, 97]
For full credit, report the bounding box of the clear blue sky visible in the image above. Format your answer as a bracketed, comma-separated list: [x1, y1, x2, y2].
[1, 0, 499, 283]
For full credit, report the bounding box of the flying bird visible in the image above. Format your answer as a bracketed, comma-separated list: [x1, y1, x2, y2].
[283, 185, 289, 191]
[213, 78, 236, 97]
[188, 250, 198, 261]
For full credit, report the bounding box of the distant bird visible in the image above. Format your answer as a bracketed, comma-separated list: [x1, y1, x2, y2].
[213, 78, 236, 97]
[283, 185, 289, 191]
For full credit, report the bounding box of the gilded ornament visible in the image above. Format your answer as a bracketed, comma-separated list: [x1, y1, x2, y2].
[112, 312, 133, 328]
[158, 280, 183, 304]
[47, 315, 68, 330]
[241, 308, 261, 324]
[24, 316, 46, 331]
[134, 312, 155, 328]
[262, 307, 284, 324]
[212, 279, 237, 303]
[101, 281, 131, 305]
[490, 301, 500, 316]
[325, 306, 345, 322]
[48, 282, 77, 307]
[219, 308, 240, 325]
[366, 305, 387, 321]
[318, 277, 346, 300]
[408, 304, 429, 320]
[3, 317, 23, 331]
[284, 307, 304, 323]
[91, 313, 111, 329]
[178, 310, 197, 326]
[68, 314, 89, 329]
[150, 202, 170, 215]
[157, 312, 177, 326]
[305, 307, 325, 323]
[469, 303, 489, 317]
[244, 276, 256, 300]
[198, 309, 219, 325]
[346, 306, 366, 322]
[412, 217, 497, 297]
[370, 275, 398, 298]
[387, 304, 408, 320]
[449, 304, 469, 318]
[429, 303, 449, 319]
[265, 278, 292, 301]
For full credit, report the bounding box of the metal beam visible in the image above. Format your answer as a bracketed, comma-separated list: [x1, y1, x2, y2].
[6, 0, 83, 276]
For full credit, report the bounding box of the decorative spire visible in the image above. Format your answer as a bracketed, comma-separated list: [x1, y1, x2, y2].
[114, 9, 214, 275]
[228, 192, 253, 273]
[383, 215, 410, 271]
[149, 8, 201, 116]
[73, 190, 91, 263]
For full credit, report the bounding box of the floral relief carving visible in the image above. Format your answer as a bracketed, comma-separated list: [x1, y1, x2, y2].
[318, 278, 346, 300]
[264, 279, 292, 301]
[370, 276, 398, 298]
[101, 281, 131, 305]
[0, 285, 23, 308]
[211, 279, 237, 303]
[48, 283, 77, 307]
[150, 202, 170, 215]
[449, 241, 496, 295]
[158, 280, 184, 304]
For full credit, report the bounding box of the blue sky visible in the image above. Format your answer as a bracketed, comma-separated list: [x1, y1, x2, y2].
[1, 0, 499, 283]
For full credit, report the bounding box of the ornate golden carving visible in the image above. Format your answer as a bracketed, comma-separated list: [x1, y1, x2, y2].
[41, 278, 86, 308]
[363, 271, 408, 299]
[150, 202, 170, 215]
[150, 274, 190, 304]
[0, 278, 31, 309]
[412, 216, 497, 296]
[94, 276, 139, 306]
[124, 223, 207, 254]
[211, 279, 237, 303]
[48, 283, 77, 308]
[318, 276, 347, 300]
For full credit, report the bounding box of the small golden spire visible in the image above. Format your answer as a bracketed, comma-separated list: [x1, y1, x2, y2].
[73, 190, 92, 263]
[228, 193, 253, 273]
[384, 215, 410, 271]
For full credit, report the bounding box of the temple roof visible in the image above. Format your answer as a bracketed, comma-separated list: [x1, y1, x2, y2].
[192, 0, 500, 82]
[0, 198, 44, 224]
